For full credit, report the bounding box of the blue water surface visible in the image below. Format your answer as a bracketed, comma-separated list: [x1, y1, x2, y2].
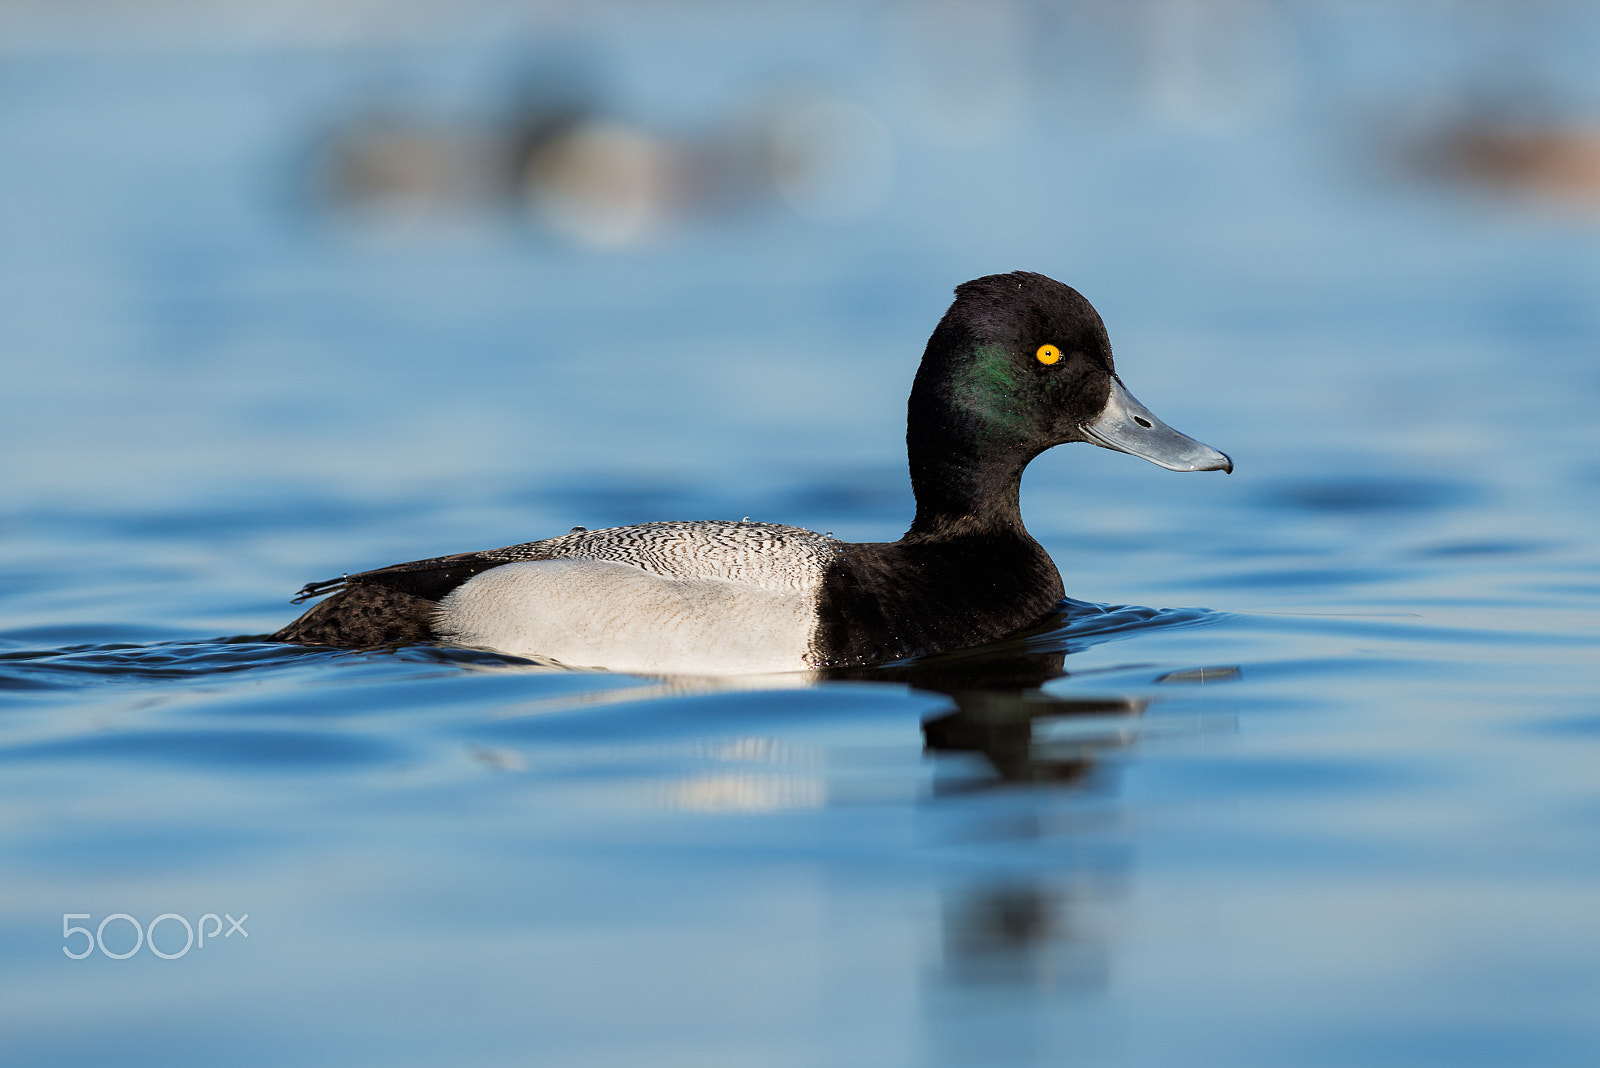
[2, 4, 1600, 1066]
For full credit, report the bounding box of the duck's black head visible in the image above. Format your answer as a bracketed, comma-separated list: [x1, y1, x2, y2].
[906, 271, 1230, 538]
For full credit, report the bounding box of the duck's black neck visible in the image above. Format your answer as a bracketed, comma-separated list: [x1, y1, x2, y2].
[905, 441, 1037, 540]
[903, 351, 1043, 540]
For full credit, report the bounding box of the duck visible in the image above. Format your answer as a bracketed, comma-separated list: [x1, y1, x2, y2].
[273, 271, 1231, 674]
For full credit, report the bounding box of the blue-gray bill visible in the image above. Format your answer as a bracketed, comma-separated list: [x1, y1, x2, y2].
[1082, 376, 1233, 473]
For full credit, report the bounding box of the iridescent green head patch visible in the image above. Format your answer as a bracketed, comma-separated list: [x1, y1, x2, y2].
[958, 342, 1031, 439]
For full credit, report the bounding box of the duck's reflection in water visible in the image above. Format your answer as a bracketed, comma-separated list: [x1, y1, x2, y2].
[922, 874, 1125, 1067]
[939, 880, 1113, 991]
[847, 642, 1235, 1049]
[850, 647, 1139, 1058]
[838, 646, 1146, 789]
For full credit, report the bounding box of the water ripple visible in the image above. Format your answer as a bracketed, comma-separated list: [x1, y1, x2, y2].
[0, 636, 525, 692]
[0, 727, 400, 771]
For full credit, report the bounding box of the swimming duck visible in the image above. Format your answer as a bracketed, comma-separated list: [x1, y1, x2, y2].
[273, 271, 1230, 673]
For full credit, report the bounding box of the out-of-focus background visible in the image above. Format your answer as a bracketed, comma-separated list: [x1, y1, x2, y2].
[3, 2, 1600, 1066]
[5, 0, 1598, 548]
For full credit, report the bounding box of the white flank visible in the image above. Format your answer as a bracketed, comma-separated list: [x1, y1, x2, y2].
[435, 559, 819, 675]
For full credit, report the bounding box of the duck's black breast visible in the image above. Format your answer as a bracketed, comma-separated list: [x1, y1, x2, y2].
[807, 530, 1065, 668]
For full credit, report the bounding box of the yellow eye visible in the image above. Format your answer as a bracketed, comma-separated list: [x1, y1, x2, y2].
[1035, 344, 1061, 365]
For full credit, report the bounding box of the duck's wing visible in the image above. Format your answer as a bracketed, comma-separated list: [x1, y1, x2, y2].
[291, 520, 841, 606]
[290, 544, 546, 605]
